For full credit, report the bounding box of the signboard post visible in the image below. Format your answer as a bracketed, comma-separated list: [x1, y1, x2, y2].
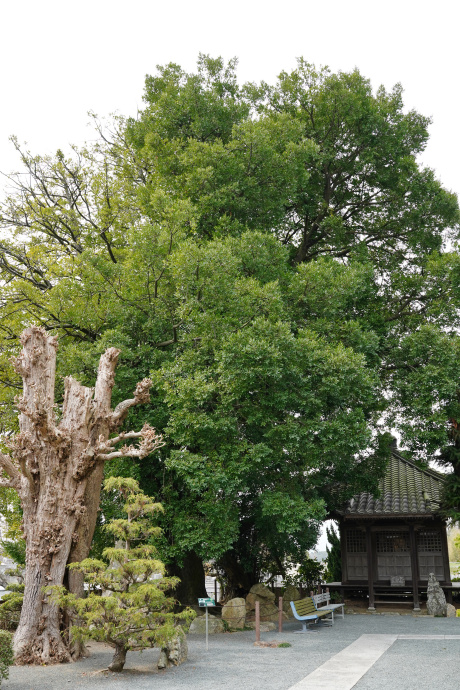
[198, 598, 215, 651]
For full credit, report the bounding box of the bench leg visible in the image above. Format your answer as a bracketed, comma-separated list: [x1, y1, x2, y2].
[293, 621, 319, 633]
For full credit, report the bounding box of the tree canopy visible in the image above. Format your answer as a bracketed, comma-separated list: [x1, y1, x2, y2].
[1, 55, 459, 596]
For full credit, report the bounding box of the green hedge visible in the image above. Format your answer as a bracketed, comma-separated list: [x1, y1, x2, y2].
[0, 630, 13, 685]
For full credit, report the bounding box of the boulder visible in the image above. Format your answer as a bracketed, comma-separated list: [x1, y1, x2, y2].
[282, 585, 301, 617]
[246, 584, 275, 613]
[157, 626, 188, 669]
[188, 614, 224, 634]
[246, 620, 276, 632]
[222, 597, 246, 629]
[245, 583, 288, 622]
[426, 573, 447, 617]
[246, 603, 289, 623]
[446, 603, 457, 618]
[249, 583, 275, 602]
[283, 584, 301, 602]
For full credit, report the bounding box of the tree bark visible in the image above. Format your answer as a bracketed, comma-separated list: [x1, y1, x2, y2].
[108, 643, 128, 672]
[1, 327, 161, 664]
[217, 550, 258, 598]
[169, 551, 208, 607]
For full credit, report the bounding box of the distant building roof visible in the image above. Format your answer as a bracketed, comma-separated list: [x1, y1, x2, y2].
[343, 452, 445, 518]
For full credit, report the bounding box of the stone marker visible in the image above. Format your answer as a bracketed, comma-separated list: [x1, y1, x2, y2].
[222, 597, 246, 629]
[157, 626, 188, 669]
[188, 614, 224, 634]
[426, 573, 447, 617]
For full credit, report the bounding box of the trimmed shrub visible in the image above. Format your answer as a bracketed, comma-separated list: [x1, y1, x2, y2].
[0, 630, 13, 684]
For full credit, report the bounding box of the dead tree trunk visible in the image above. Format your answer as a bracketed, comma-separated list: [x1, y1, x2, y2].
[0, 327, 162, 664]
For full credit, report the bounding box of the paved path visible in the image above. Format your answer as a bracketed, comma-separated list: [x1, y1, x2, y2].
[6, 616, 460, 689]
[288, 634, 460, 690]
[289, 634, 397, 689]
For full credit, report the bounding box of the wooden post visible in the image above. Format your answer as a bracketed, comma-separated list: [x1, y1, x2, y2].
[255, 601, 260, 642]
[340, 521, 348, 584]
[278, 597, 283, 633]
[409, 525, 420, 611]
[366, 525, 375, 611]
[441, 522, 452, 603]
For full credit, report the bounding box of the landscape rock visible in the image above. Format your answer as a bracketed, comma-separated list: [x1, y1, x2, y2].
[222, 597, 246, 629]
[426, 573, 447, 617]
[282, 585, 300, 617]
[446, 603, 457, 618]
[245, 583, 288, 622]
[157, 626, 188, 669]
[188, 614, 224, 634]
[246, 621, 276, 632]
[249, 583, 275, 602]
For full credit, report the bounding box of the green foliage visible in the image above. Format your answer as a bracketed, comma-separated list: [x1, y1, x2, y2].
[0, 630, 13, 684]
[448, 528, 460, 562]
[286, 556, 325, 591]
[47, 478, 194, 670]
[324, 524, 342, 583]
[1, 54, 460, 590]
[0, 585, 24, 631]
[0, 486, 25, 569]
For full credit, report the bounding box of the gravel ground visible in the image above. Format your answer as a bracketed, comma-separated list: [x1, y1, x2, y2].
[6, 615, 460, 690]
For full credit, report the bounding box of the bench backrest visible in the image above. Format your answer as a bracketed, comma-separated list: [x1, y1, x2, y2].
[312, 592, 330, 607]
[292, 597, 317, 616]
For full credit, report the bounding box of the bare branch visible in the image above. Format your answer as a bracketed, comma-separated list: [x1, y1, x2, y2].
[100, 430, 144, 448]
[0, 452, 21, 487]
[94, 347, 121, 414]
[0, 478, 19, 489]
[96, 424, 164, 462]
[110, 378, 152, 429]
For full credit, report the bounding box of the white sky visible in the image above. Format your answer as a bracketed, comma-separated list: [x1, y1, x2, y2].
[1, 0, 458, 550]
[1, 0, 460, 197]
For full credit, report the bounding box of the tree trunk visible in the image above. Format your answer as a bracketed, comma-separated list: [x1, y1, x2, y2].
[169, 551, 208, 607]
[0, 327, 160, 664]
[108, 643, 128, 672]
[217, 550, 258, 598]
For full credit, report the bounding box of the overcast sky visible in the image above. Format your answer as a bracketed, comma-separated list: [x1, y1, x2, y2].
[1, 0, 459, 197]
[1, 0, 457, 550]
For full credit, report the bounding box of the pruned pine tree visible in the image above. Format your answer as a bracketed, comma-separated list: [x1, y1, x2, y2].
[49, 476, 194, 672]
[0, 326, 164, 664]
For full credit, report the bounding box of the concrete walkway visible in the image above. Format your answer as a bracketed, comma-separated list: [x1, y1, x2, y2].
[288, 633, 460, 690]
[6, 615, 460, 690]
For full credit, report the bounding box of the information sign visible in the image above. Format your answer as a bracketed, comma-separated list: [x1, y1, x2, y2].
[198, 597, 215, 607]
[197, 598, 215, 650]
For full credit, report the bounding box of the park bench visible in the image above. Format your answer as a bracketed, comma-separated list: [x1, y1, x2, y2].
[290, 596, 333, 633]
[312, 591, 345, 619]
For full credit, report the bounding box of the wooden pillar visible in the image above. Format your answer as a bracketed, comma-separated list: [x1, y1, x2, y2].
[255, 601, 260, 642]
[278, 597, 283, 633]
[409, 525, 420, 612]
[340, 521, 348, 584]
[441, 523, 453, 603]
[366, 526, 375, 611]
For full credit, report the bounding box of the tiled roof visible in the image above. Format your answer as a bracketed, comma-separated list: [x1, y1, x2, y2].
[344, 452, 445, 517]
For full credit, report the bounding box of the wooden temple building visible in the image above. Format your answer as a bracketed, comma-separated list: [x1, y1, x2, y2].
[334, 450, 452, 610]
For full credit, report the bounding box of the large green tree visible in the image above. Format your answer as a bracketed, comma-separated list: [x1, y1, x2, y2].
[0, 56, 459, 602]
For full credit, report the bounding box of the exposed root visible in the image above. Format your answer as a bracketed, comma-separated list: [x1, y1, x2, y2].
[14, 634, 72, 665]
